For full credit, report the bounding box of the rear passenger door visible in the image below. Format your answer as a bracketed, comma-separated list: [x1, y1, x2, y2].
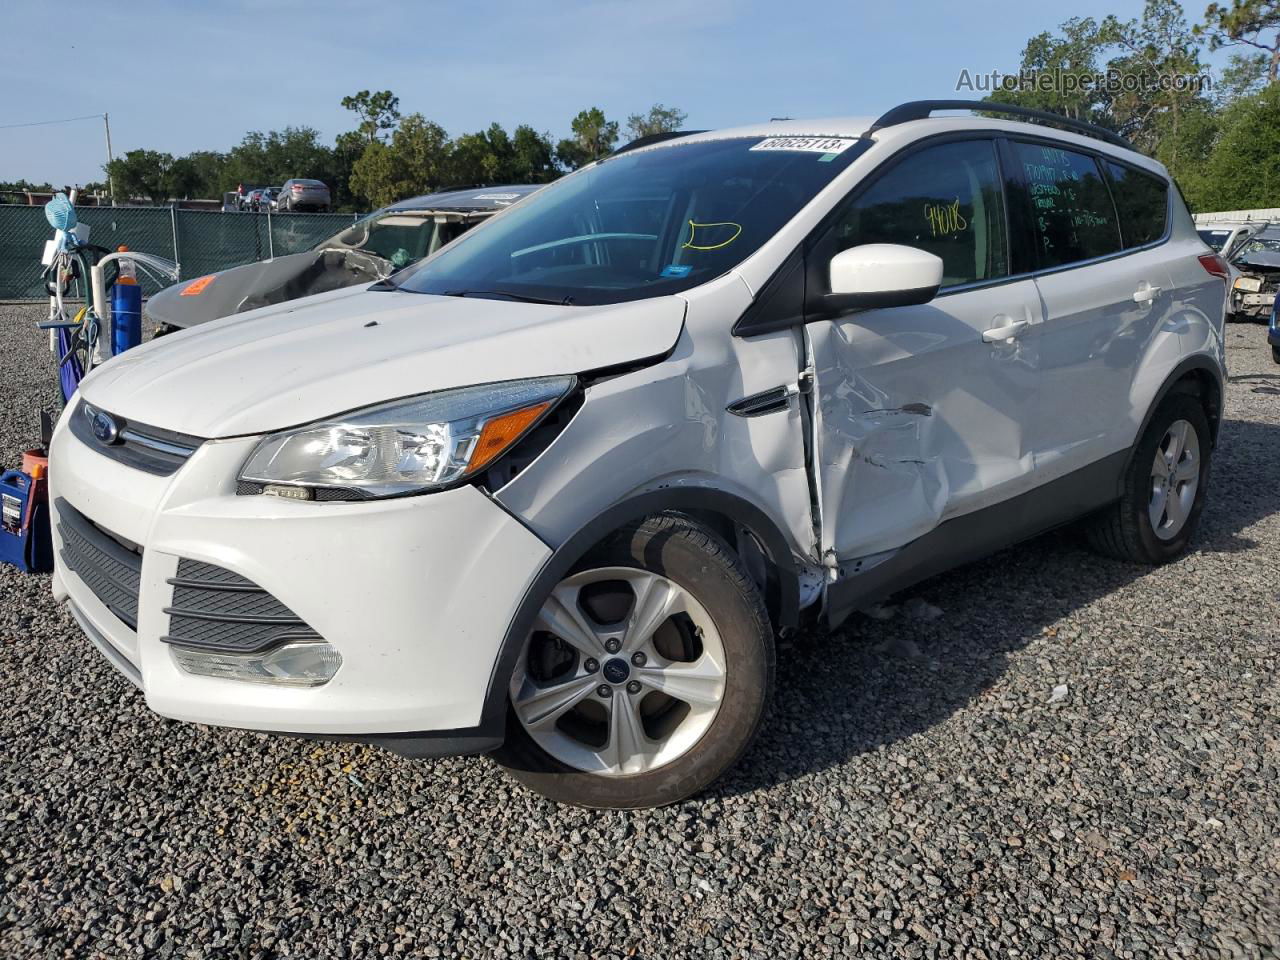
[1003, 139, 1174, 477]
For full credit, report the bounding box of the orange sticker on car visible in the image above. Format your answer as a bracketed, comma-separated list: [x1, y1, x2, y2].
[181, 275, 215, 296]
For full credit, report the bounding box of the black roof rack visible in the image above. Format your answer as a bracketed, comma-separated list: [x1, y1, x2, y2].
[611, 130, 708, 156]
[862, 100, 1133, 150]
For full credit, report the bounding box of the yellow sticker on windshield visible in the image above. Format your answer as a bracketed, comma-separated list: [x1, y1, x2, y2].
[682, 220, 742, 251]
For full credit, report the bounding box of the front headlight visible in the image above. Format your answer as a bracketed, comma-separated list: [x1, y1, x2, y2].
[239, 376, 574, 498]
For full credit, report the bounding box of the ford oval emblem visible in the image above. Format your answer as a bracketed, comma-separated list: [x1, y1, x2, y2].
[92, 411, 121, 445]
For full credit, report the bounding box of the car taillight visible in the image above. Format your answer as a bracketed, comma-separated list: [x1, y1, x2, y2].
[1198, 253, 1230, 281]
[292, 184, 304, 192]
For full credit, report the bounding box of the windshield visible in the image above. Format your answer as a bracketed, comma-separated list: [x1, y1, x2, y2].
[391, 135, 870, 305]
[1235, 234, 1280, 259]
[319, 211, 465, 268]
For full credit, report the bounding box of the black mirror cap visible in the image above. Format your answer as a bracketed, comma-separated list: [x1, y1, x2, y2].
[808, 283, 940, 319]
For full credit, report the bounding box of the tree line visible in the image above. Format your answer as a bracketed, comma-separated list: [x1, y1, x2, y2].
[2, 96, 687, 212]
[985, 0, 1280, 211]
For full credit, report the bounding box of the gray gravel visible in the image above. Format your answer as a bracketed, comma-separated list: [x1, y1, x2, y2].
[2, 302, 1278, 959]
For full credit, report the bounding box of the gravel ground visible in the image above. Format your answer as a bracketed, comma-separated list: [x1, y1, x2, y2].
[1, 302, 1278, 960]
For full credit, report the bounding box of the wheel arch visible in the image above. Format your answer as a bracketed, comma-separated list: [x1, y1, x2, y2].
[1122, 354, 1224, 494]
[472, 487, 802, 740]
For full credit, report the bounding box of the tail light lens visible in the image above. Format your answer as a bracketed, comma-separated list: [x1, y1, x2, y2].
[292, 184, 304, 192]
[1198, 253, 1230, 281]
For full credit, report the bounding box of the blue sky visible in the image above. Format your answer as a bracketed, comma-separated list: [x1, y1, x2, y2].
[1, 0, 1221, 187]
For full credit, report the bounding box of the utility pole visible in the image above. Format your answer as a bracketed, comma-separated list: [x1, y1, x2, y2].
[103, 112, 115, 206]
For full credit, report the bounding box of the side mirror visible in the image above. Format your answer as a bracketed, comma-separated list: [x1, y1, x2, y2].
[825, 243, 943, 310]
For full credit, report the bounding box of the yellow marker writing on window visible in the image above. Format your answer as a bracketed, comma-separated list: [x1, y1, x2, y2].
[682, 220, 743, 251]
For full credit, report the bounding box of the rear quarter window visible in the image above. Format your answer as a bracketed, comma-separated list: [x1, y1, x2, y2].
[1010, 141, 1122, 270]
[1105, 162, 1169, 248]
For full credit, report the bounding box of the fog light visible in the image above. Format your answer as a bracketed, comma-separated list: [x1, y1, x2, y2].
[172, 641, 342, 686]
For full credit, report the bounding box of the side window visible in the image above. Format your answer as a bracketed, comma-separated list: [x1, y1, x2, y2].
[1105, 161, 1169, 248]
[1010, 141, 1121, 268]
[829, 140, 1008, 288]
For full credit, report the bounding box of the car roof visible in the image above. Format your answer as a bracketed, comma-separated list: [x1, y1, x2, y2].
[385, 184, 542, 213]
[630, 113, 1167, 178]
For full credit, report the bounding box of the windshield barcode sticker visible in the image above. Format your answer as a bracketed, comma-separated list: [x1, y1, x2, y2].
[750, 137, 859, 155]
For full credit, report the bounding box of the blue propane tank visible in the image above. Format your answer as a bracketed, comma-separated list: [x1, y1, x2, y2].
[111, 266, 142, 356]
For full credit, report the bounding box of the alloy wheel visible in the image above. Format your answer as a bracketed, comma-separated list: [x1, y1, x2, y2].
[510, 567, 727, 777]
[1148, 418, 1200, 541]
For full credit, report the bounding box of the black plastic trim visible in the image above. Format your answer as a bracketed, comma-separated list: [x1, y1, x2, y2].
[727, 386, 792, 418]
[865, 99, 1134, 150]
[825, 450, 1130, 628]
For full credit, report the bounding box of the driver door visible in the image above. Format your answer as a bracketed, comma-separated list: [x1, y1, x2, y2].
[806, 138, 1042, 565]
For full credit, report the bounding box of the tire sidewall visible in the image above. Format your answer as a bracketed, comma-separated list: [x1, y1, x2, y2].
[494, 516, 774, 809]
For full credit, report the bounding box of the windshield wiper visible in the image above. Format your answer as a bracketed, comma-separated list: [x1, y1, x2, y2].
[443, 289, 576, 306]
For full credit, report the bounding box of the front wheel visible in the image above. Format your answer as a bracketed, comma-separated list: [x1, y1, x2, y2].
[492, 514, 774, 809]
[1086, 393, 1212, 564]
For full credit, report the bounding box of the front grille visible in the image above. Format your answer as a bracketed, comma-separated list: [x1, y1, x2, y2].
[56, 499, 142, 630]
[70, 400, 204, 477]
[163, 559, 322, 653]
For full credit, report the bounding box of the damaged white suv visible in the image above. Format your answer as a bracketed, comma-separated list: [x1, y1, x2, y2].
[51, 101, 1228, 808]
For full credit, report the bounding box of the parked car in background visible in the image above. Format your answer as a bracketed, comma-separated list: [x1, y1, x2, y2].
[148, 185, 540, 332]
[50, 103, 1226, 808]
[261, 187, 280, 211]
[1226, 225, 1280, 322]
[1197, 222, 1263, 257]
[278, 179, 331, 212]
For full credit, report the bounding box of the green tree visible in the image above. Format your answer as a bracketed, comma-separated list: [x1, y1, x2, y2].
[625, 103, 688, 140]
[348, 113, 450, 207]
[1197, 0, 1280, 82]
[341, 90, 402, 143]
[1193, 82, 1280, 207]
[987, 17, 1112, 123]
[1099, 0, 1210, 172]
[105, 149, 177, 201]
[1216, 50, 1270, 102]
[556, 107, 618, 169]
[510, 125, 558, 182]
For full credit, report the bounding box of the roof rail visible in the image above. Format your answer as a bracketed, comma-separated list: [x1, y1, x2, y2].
[862, 100, 1133, 150]
[611, 130, 707, 156]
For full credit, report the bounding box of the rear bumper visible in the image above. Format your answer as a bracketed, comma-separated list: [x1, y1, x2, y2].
[49, 407, 550, 742]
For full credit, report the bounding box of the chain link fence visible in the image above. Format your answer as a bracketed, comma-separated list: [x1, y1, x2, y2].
[0, 204, 362, 300]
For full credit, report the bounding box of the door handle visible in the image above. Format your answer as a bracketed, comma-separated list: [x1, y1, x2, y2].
[1133, 283, 1162, 303]
[982, 318, 1030, 343]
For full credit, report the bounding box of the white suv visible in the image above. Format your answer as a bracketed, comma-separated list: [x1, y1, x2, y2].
[50, 101, 1228, 808]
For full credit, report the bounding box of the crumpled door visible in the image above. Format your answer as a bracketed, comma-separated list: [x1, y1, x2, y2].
[808, 280, 1043, 568]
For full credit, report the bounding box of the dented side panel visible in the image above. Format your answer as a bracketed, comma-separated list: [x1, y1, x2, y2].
[809, 280, 1043, 561]
[496, 275, 816, 560]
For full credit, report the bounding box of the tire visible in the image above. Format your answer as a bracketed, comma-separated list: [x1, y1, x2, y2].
[1086, 393, 1212, 564]
[492, 514, 774, 809]
[1272, 345, 1279, 364]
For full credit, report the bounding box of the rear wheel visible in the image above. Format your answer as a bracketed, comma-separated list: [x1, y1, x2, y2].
[1272, 345, 1279, 364]
[1086, 393, 1211, 563]
[493, 514, 774, 809]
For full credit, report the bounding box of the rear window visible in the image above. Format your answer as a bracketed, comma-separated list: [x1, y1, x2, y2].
[1105, 162, 1168, 248]
[1011, 141, 1121, 269]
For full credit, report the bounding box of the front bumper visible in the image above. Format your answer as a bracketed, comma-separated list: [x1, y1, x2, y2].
[49, 409, 550, 739]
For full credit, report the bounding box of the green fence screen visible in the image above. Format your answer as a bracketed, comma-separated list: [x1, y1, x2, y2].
[0, 204, 362, 299]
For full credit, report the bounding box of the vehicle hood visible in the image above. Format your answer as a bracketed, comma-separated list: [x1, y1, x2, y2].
[146, 252, 315, 329]
[1232, 248, 1280, 269]
[80, 286, 687, 438]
